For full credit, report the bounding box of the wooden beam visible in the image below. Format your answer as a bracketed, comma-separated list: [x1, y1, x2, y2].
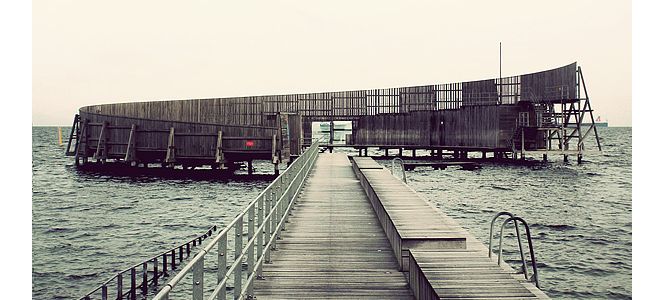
[74, 118, 88, 165]
[93, 121, 108, 162]
[124, 124, 137, 163]
[215, 130, 225, 169]
[165, 127, 176, 163]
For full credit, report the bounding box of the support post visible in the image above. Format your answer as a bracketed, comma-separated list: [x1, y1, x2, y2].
[215, 130, 225, 169]
[399, 148, 403, 157]
[247, 160, 253, 175]
[93, 121, 108, 162]
[75, 118, 88, 165]
[125, 124, 137, 164]
[165, 127, 176, 165]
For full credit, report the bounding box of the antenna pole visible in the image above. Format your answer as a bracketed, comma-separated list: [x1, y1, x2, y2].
[499, 42, 502, 104]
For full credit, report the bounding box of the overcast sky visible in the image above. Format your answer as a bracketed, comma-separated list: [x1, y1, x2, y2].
[32, 0, 631, 126]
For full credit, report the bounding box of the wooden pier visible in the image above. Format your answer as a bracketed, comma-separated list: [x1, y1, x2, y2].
[66, 63, 602, 171]
[252, 154, 548, 299]
[253, 153, 413, 299]
[143, 143, 549, 300]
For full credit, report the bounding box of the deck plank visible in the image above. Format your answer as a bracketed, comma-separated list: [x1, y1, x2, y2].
[254, 153, 414, 299]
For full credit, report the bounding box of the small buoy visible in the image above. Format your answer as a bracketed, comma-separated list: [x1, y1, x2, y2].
[57, 127, 63, 146]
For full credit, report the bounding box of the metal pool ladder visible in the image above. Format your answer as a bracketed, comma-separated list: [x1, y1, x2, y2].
[391, 158, 407, 183]
[489, 212, 540, 288]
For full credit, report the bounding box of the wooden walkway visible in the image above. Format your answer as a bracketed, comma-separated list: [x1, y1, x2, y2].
[254, 153, 414, 299]
[254, 154, 548, 300]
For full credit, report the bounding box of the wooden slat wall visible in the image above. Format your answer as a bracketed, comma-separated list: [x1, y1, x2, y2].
[520, 62, 577, 101]
[354, 106, 519, 149]
[79, 112, 277, 159]
[77, 64, 575, 153]
[81, 64, 576, 125]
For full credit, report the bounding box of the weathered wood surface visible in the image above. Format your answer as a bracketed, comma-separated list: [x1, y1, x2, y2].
[79, 63, 576, 125]
[253, 153, 414, 299]
[352, 157, 549, 300]
[352, 157, 468, 271]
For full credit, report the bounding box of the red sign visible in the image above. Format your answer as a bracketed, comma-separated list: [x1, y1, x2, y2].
[245, 140, 255, 147]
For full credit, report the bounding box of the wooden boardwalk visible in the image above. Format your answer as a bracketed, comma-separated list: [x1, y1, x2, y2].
[254, 154, 548, 300]
[254, 153, 414, 299]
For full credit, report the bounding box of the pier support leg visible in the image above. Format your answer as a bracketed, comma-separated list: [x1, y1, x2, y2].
[563, 155, 569, 163]
[385, 149, 389, 157]
[248, 160, 254, 175]
[358, 148, 362, 156]
[543, 154, 548, 162]
[274, 162, 279, 176]
[482, 151, 486, 159]
[430, 149, 434, 157]
[577, 154, 582, 164]
[399, 148, 403, 157]
[412, 149, 416, 158]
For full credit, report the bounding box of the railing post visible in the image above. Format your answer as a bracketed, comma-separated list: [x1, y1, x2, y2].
[234, 217, 244, 300]
[218, 232, 227, 300]
[257, 195, 265, 276]
[142, 262, 148, 295]
[153, 257, 158, 286]
[179, 245, 184, 262]
[193, 257, 204, 300]
[171, 249, 176, 270]
[117, 273, 123, 300]
[101, 285, 107, 300]
[162, 253, 168, 277]
[271, 189, 279, 247]
[265, 191, 273, 261]
[130, 268, 137, 300]
[276, 178, 284, 239]
[247, 204, 256, 297]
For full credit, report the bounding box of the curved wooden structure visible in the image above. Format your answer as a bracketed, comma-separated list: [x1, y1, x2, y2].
[66, 62, 601, 170]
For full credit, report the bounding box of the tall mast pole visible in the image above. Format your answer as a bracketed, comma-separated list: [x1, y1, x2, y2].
[499, 42, 502, 104]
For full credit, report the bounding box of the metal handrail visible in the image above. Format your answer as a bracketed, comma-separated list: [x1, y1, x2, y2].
[488, 212, 527, 276]
[498, 216, 540, 288]
[80, 225, 217, 300]
[152, 138, 321, 300]
[390, 158, 407, 183]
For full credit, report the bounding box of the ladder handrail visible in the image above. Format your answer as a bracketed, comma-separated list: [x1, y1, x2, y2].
[498, 216, 540, 288]
[390, 157, 407, 184]
[488, 212, 527, 276]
